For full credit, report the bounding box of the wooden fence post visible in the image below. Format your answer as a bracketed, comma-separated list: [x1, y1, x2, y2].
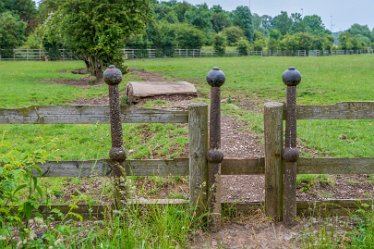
[188, 103, 209, 214]
[206, 67, 225, 232]
[103, 65, 126, 209]
[282, 67, 301, 226]
[264, 102, 284, 221]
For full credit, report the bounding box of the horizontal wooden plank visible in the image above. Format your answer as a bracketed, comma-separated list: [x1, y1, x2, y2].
[298, 158, 374, 174]
[29, 157, 374, 177]
[125, 159, 189, 176]
[221, 158, 265, 175]
[222, 199, 372, 216]
[36, 160, 111, 177]
[297, 199, 373, 216]
[35, 199, 189, 220]
[295, 102, 374, 120]
[34, 159, 190, 177]
[33, 199, 372, 220]
[0, 106, 188, 124]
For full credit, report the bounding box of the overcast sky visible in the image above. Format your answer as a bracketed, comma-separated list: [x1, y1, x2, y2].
[178, 0, 374, 32]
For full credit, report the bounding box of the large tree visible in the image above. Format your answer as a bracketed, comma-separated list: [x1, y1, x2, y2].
[1, 0, 37, 33]
[271, 11, 292, 35]
[231, 6, 254, 41]
[303, 15, 328, 35]
[0, 11, 26, 57]
[48, 0, 149, 80]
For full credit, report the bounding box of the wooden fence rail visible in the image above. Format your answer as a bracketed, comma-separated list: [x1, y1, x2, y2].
[0, 106, 188, 124]
[29, 199, 373, 221]
[25, 156, 374, 178]
[1, 65, 373, 229]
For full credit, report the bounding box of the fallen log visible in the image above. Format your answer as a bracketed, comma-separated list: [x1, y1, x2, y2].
[126, 81, 197, 103]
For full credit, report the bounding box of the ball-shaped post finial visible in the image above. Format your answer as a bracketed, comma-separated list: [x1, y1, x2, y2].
[104, 65, 123, 86]
[283, 147, 299, 162]
[207, 149, 224, 163]
[207, 67, 225, 87]
[282, 67, 301, 86]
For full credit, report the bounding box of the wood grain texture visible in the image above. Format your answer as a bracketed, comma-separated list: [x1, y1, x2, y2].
[188, 104, 209, 210]
[264, 102, 284, 221]
[295, 102, 374, 120]
[30, 157, 373, 178]
[221, 158, 265, 175]
[0, 106, 188, 124]
[298, 158, 374, 174]
[33, 159, 189, 177]
[32, 158, 266, 178]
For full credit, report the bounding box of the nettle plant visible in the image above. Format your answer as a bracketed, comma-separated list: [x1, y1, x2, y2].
[0, 142, 47, 244]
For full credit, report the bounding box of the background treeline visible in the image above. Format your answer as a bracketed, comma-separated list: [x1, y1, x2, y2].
[1, 0, 374, 55]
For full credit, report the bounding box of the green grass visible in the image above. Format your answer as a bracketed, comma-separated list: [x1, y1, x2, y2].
[0, 61, 105, 108]
[127, 56, 374, 158]
[300, 208, 374, 249]
[128, 55, 374, 105]
[1, 204, 199, 248]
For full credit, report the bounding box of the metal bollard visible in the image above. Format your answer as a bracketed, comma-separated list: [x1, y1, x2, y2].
[104, 65, 126, 207]
[282, 67, 301, 226]
[206, 67, 225, 231]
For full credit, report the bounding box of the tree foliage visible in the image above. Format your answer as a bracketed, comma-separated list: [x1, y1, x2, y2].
[47, 0, 150, 80]
[0, 11, 26, 56]
[8, 1, 373, 60]
[213, 33, 226, 56]
[222, 26, 245, 46]
[0, 0, 37, 33]
[231, 6, 254, 41]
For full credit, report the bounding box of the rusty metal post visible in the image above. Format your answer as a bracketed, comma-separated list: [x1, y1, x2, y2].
[282, 67, 301, 226]
[104, 65, 126, 208]
[206, 67, 225, 232]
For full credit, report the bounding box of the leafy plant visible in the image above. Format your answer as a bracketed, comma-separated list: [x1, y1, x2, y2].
[0, 143, 47, 246]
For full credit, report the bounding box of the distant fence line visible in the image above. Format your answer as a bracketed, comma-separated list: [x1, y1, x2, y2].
[123, 48, 374, 59]
[0, 49, 74, 61]
[0, 48, 373, 61]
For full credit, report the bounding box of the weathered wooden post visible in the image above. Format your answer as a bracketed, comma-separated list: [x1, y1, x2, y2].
[206, 67, 225, 231]
[264, 102, 284, 221]
[282, 67, 301, 226]
[103, 65, 126, 208]
[188, 103, 209, 214]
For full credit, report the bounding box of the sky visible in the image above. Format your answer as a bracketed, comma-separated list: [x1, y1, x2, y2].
[179, 0, 374, 32]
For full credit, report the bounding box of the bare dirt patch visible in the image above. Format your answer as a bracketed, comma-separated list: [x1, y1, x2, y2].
[129, 68, 166, 82]
[43, 75, 99, 88]
[73, 96, 109, 106]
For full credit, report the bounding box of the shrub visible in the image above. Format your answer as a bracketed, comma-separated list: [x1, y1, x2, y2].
[213, 33, 226, 56]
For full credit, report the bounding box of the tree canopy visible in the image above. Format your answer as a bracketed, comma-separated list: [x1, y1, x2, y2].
[3, 0, 374, 65]
[45, 0, 150, 80]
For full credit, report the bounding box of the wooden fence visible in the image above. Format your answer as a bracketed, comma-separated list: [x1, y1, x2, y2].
[1, 68, 373, 227]
[1, 103, 373, 221]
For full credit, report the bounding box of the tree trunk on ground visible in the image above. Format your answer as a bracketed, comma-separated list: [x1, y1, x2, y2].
[86, 57, 103, 83]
